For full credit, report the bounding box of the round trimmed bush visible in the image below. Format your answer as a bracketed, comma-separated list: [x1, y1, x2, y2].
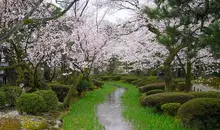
[138, 82, 165, 93]
[141, 92, 194, 108]
[0, 91, 5, 107]
[16, 93, 46, 115]
[178, 98, 220, 130]
[190, 91, 220, 98]
[34, 90, 59, 111]
[48, 83, 70, 102]
[0, 86, 22, 106]
[144, 89, 164, 96]
[92, 79, 104, 88]
[161, 103, 181, 116]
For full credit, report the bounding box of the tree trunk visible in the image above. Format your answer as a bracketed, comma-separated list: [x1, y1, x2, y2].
[64, 75, 82, 109]
[185, 62, 192, 92]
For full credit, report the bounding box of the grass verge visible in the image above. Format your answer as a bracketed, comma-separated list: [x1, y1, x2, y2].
[63, 84, 116, 130]
[108, 81, 186, 130]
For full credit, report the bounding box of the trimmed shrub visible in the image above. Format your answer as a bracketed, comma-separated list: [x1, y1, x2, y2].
[0, 91, 5, 107]
[141, 92, 194, 108]
[190, 91, 220, 98]
[111, 76, 121, 81]
[92, 79, 104, 88]
[136, 76, 159, 87]
[0, 86, 22, 106]
[100, 76, 110, 81]
[138, 82, 165, 93]
[77, 80, 90, 96]
[161, 103, 181, 116]
[34, 90, 59, 111]
[121, 76, 139, 83]
[16, 93, 46, 115]
[178, 98, 220, 130]
[48, 83, 70, 102]
[144, 89, 164, 96]
[175, 82, 186, 91]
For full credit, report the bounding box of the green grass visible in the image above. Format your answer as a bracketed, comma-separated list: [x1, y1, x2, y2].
[107, 81, 186, 130]
[63, 84, 116, 130]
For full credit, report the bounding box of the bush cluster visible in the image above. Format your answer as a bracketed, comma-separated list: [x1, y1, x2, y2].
[34, 90, 59, 111]
[161, 103, 181, 116]
[92, 79, 104, 88]
[178, 98, 220, 130]
[144, 89, 164, 96]
[140, 92, 194, 108]
[121, 76, 139, 84]
[16, 93, 46, 115]
[138, 82, 165, 93]
[190, 91, 220, 98]
[0, 86, 22, 106]
[136, 76, 159, 87]
[48, 83, 71, 102]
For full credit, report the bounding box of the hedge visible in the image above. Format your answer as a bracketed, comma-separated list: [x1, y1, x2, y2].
[144, 89, 164, 96]
[190, 91, 220, 98]
[136, 76, 159, 87]
[0, 86, 22, 106]
[34, 90, 59, 111]
[140, 92, 194, 108]
[16, 93, 46, 115]
[92, 79, 104, 88]
[161, 103, 181, 116]
[178, 98, 220, 130]
[48, 83, 71, 102]
[138, 82, 165, 93]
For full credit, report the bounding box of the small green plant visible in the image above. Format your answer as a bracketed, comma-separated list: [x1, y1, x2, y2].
[161, 103, 181, 116]
[34, 90, 59, 111]
[16, 93, 46, 115]
[178, 98, 220, 130]
[0, 91, 5, 107]
[0, 86, 22, 106]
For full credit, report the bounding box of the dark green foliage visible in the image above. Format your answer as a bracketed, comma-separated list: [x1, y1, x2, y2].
[16, 93, 46, 115]
[175, 82, 186, 91]
[161, 103, 181, 116]
[0, 86, 22, 106]
[138, 82, 165, 93]
[190, 91, 220, 98]
[77, 80, 90, 96]
[34, 90, 59, 111]
[121, 76, 139, 83]
[48, 83, 70, 102]
[0, 91, 5, 107]
[111, 76, 121, 81]
[92, 79, 104, 88]
[136, 76, 160, 87]
[100, 76, 111, 81]
[178, 98, 220, 130]
[141, 92, 194, 108]
[144, 89, 164, 96]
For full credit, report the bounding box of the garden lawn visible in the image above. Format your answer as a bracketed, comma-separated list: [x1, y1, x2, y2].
[107, 82, 186, 130]
[63, 84, 116, 130]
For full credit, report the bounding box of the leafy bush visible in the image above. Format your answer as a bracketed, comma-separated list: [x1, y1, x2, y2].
[92, 79, 104, 88]
[0, 91, 5, 107]
[16, 93, 46, 115]
[190, 91, 220, 98]
[0, 86, 22, 106]
[161, 103, 181, 116]
[138, 82, 165, 93]
[111, 76, 121, 81]
[100, 76, 110, 81]
[34, 90, 59, 111]
[141, 92, 194, 108]
[144, 89, 164, 96]
[77, 80, 90, 96]
[178, 98, 220, 130]
[136, 76, 159, 87]
[48, 83, 70, 102]
[121, 76, 139, 83]
[175, 82, 186, 91]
